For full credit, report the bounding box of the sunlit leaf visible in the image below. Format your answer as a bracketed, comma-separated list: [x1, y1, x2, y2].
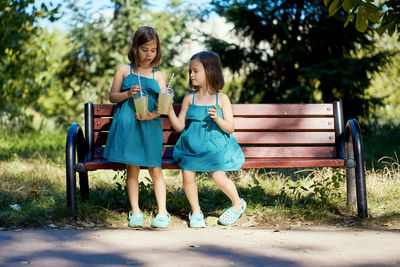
[343, 0, 359, 12]
[365, 3, 380, 23]
[344, 14, 353, 27]
[356, 5, 369, 32]
[329, 0, 341, 16]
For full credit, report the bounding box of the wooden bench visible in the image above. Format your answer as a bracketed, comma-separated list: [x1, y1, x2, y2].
[66, 101, 367, 218]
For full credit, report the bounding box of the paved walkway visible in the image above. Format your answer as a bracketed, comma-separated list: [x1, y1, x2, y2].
[1, 226, 399, 266]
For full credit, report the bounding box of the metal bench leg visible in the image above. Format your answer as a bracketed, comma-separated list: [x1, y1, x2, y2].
[66, 123, 87, 215]
[345, 119, 368, 218]
[66, 125, 78, 215]
[66, 162, 77, 215]
[79, 172, 89, 201]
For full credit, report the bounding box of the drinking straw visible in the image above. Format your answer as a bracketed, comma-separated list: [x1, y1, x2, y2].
[167, 73, 175, 88]
[137, 71, 141, 88]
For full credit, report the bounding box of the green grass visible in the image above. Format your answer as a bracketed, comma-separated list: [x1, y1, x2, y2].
[0, 128, 64, 163]
[0, 123, 399, 229]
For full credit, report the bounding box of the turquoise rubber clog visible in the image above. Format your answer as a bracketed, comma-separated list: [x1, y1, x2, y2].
[189, 211, 206, 228]
[129, 211, 144, 228]
[151, 213, 171, 228]
[218, 198, 247, 226]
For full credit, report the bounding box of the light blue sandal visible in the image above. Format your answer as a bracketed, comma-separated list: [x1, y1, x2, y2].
[189, 212, 206, 228]
[218, 198, 247, 226]
[151, 213, 171, 228]
[129, 211, 144, 228]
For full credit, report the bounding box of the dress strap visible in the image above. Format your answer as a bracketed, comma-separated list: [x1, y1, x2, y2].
[130, 63, 133, 74]
[216, 92, 219, 105]
[152, 68, 155, 79]
[192, 92, 196, 104]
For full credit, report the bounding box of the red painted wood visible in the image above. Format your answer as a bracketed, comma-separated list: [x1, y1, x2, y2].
[241, 146, 336, 158]
[94, 103, 333, 118]
[233, 117, 334, 130]
[231, 104, 333, 117]
[94, 118, 112, 131]
[93, 104, 114, 117]
[95, 146, 336, 160]
[233, 132, 336, 145]
[241, 158, 345, 168]
[162, 117, 335, 131]
[86, 102, 343, 171]
[85, 157, 344, 170]
[85, 159, 180, 170]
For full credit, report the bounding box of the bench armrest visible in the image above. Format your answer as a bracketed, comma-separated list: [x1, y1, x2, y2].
[66, 123, 88, 173]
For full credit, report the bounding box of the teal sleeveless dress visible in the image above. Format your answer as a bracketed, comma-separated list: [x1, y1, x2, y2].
[103, 64, 162, 167]
[173, 92, 245, 172]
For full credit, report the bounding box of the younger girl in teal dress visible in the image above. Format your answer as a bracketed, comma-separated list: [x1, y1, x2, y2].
[168, 51, 246, 227]
[103, 26, 170, 228]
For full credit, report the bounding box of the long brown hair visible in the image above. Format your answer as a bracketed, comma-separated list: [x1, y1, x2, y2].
[128, 26, 162, 67]
[189, 51, 224, 91]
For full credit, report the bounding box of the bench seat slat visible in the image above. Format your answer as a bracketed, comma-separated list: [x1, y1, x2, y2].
[94, 146, 337, 159]
[241, 158, 345, 168]
[85, 159, 180, 170]
[84, 157, 344, 170]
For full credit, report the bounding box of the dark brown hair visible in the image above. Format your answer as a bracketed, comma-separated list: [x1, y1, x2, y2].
[128, 26, 162, 67]
[189, 51, 224, 91]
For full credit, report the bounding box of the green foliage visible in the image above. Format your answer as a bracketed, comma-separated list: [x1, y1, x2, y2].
[325, 0, 400, 37]
[281, 169, 346, 209]
[366, 33, 400, 123]
[0, 1, 60, 113]
[206, 0, 391, 119]
[62, 0, 193, 106]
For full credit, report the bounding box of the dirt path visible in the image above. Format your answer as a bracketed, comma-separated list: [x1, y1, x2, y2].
[1, 226, 399, 266]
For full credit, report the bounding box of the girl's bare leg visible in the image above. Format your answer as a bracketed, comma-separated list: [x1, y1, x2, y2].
[182, 170, 201, 214]
[126, 164, 141, 214]
[148, 167, 168, 215]
[211, 171, 242, 211]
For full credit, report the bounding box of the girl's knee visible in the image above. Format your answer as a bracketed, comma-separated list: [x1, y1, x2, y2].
[148, 167, 164, 182]
[182, 170, 196, 182]
[148, 167, 162, 175]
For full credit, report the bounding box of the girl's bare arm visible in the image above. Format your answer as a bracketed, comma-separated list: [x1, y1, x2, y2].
[109, 65, 140, 103]
[168, 94, 191, 133]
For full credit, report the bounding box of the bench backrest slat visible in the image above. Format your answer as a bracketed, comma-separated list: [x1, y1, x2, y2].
[90, 103, 339, 160]
[95, 117, 335, 132]
[231, 104, 333, 116]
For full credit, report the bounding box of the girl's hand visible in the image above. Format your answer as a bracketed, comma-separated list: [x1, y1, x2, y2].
[127, 84, 141, 97]
[136, 110, 159, 121]
[207, 106, 220, 122]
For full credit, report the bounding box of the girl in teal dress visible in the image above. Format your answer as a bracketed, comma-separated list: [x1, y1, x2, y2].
[168, 51, 246, 227]
[103, 26, 170, 228]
